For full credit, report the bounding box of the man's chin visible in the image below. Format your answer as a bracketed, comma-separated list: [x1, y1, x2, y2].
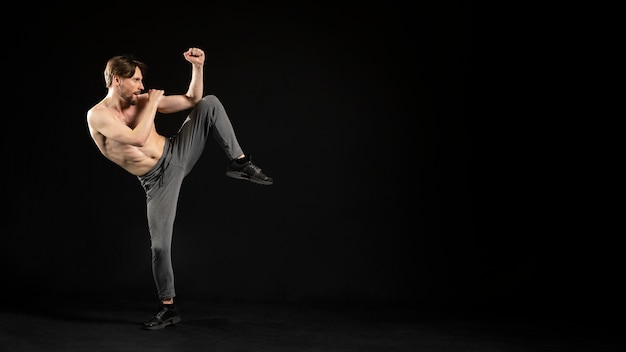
[125, 95, 138, 106]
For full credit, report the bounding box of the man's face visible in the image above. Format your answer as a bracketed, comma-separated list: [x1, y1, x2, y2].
[118, 66, 144, 105]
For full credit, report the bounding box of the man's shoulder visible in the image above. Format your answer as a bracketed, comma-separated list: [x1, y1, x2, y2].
[86, 100, 112, 124]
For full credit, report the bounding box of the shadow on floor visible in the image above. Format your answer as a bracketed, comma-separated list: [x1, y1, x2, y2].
[1, 297, 622, 352]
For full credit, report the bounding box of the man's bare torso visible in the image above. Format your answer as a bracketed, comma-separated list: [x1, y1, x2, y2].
[88, 96, 166, 176]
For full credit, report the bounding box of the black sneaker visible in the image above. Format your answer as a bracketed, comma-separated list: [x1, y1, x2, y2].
[143, 305, 181, 330]
[226, 156, 273, 185]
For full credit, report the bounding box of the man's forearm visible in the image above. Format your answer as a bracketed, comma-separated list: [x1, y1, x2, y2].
[186, 64, 204, 103]
[134, 101, 159, 144]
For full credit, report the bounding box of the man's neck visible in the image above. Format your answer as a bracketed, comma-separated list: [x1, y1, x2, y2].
[105, 90, 132, 111]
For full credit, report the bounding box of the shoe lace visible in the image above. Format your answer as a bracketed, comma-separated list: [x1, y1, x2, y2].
[155, 308, 170, 320]
[247, 162, 263, 174]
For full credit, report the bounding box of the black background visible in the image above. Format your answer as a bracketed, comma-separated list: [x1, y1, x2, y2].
[3, 1, 616, 324]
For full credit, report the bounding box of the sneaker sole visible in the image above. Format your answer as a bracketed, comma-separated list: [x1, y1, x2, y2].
[226, 171, 273, 185]
[143, 316, 182, 331]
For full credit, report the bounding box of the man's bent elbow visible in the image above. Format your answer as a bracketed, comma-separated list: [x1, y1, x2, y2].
[190, 95, 203, 106]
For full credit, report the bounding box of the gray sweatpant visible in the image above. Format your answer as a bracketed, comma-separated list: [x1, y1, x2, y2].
[137, 95, 244, 301]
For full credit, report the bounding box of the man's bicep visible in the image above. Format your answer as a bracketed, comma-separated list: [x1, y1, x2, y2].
[88, 110, 130, 140]
[157, 95, 194, 114]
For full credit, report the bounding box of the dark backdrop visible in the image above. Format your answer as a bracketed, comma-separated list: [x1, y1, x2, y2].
[3, 1, 612, 322]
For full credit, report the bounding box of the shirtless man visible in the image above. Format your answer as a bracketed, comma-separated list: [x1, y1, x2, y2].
[87, 47, 273, 330]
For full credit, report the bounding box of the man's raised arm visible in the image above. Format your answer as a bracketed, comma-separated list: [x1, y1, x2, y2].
[157, 47, 205, 114]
